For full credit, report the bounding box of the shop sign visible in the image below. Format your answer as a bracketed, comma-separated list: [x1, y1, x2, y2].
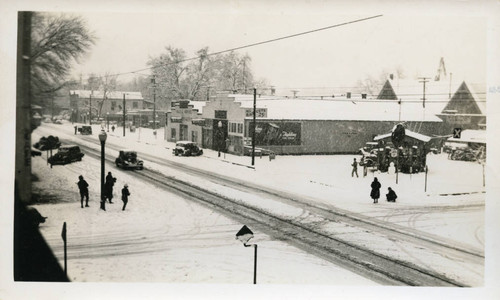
[249, 121, 301, 146]
[192, 118, 205, 126]
[215, 110, 227, 119]
[245, 108, 267, 118]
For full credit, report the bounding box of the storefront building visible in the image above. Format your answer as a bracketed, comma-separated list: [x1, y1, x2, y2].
[166, 93, 446, 155]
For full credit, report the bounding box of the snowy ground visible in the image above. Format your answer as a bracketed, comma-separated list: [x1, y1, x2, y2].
[4, 121, 497, 299]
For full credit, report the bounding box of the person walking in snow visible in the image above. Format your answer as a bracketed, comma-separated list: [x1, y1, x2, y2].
[77, 175, 89, 208]
[351, 158, 359, 178]
[360, 155, 368, 177]
[111, 125, 115, 132]
[121, 184, 130, 211]
[104, 172, 116, 203]
[386, 187, 397, 202]
[370, 177, 381, 204]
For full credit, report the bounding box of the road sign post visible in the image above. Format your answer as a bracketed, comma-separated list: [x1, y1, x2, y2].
[61, 222, 67, 276]
[424, 165, 428, 192]
[236, 225, 258, 284]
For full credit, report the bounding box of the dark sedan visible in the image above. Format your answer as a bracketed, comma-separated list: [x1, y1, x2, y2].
[115, 150, 144, 170]
[48, 145, 84, 166]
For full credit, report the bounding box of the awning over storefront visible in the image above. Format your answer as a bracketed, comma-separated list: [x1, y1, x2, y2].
[171, 116, 182, 123]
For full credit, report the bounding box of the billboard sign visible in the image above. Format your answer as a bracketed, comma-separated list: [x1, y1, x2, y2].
[249, 121, 301, 146]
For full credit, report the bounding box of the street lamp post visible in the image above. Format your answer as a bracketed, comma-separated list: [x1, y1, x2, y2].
[123, 93, 126, 137]
[217, 121, 222, 157]
[98, 130, 107, 211]
[106, 112, 110, 132]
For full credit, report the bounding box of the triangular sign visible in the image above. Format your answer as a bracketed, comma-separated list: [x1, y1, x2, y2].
[236, 225, 254, 244]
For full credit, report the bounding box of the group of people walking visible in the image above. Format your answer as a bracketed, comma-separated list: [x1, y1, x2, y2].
[77, 172, 131, 211]
[351, 158, 398, 204]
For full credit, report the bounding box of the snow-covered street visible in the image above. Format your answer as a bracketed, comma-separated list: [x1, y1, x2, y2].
[27, 122, 485, 286]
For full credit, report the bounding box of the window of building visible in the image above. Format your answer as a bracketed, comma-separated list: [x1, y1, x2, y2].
[231, 123, 237, 133]
[111, 101, 116, 110]
[192, 131, 198, 143]
[133, 101, 138, 109]
[171, 128, 176, 140]
[237, 123, 243, 133]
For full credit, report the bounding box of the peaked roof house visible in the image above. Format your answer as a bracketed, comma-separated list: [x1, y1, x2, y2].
[377, 80, 398, 100]
[436, 81, 486, 131]
[376, 78, 486, 132]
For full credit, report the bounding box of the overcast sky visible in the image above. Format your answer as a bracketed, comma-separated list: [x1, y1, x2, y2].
[56, 1, 490, 95]
[0, 0, 497, 96]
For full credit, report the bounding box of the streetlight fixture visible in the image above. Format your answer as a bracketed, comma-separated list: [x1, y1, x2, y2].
[98, 130, 107, 211]
[218, 120, 222, 157]
[236, 225, 257, 284]
[106, 112, 109, 132]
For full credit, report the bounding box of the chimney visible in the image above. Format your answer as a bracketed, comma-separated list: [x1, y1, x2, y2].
[346, 92, 351, 99]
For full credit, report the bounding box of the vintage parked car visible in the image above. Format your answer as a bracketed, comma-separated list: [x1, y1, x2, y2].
[48, 145, 84, 166]
[173, 141, 204, 156]
[77, 125, 92, 135]
[115, 150, 144, 170]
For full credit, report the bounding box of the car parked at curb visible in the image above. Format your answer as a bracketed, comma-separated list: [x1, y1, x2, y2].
[48, 145, 84, 166]
[115, 150, 144, 170]
[173, 141, 204, 156]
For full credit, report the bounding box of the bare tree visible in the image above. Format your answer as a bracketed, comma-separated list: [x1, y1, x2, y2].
[96, 72, 117, 118]
[186, 47, 217, 100]
[30, 13, 96, 106]
[148, 46, 267, 102]
[215, 52, 253, 93]
[148, 46, 189, 100]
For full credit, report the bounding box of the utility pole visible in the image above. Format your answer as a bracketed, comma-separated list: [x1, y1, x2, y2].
[449, 73, 453, 99]
[251, 88, 256, 166]
[123, 93, 126, 137]
[89, 90, 92, 124]
[243, 60, 246, 94]
[152, 75, 157, 137]
[418, 77, 430, 108]
[398, 98, 401, 122]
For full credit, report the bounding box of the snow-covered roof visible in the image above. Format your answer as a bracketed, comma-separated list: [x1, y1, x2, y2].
[188, 101, 206, 114]
[447, 129, 486, 144]
[388, 79, 486, 115]
[373, 129, 432, 142]
[228, 95, 443, 122]
[387, 79, 461, 102]
[466, 83, 487, 115]
[70, 90, 144, 100]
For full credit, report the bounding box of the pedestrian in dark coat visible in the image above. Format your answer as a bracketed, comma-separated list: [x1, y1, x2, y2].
[77, 175, 89, 208]
[386, 187, 397, 202]
[104, 172, 116, 203]
[121, 184, 130, 211]
[351, 158, 359, 178]
[370, 177, 381, 204]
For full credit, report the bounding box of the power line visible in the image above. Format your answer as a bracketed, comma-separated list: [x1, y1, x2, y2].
[79, 14, 383, 81]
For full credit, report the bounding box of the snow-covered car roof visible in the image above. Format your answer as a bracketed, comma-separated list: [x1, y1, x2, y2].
[176, 141, 197, 145]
